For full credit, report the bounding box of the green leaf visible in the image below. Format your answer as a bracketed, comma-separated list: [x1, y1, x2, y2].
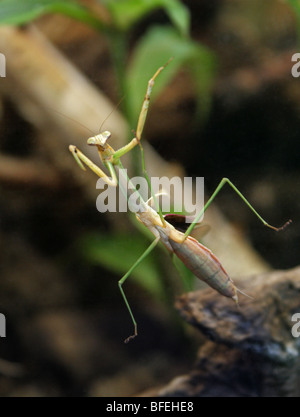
[160, 0, 190, 38]
[287, 0, 300, 15]
[0, 0, 103, 29]
[103, 0, 190, 35]
[79, 232, 166, 300]
[126, 25, 216, 127]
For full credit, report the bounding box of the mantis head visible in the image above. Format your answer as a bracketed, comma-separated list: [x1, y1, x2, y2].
[87, 131, 111, 149]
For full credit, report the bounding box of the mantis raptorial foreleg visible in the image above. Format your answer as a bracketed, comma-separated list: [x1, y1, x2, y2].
[69, 145, 118, 186]
[69, 59, 172, 186]
[118, 236, 160, 343]
[183, 177, 292, 240]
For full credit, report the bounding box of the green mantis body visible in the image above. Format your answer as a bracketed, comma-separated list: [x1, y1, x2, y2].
[69, 61, 291, 343]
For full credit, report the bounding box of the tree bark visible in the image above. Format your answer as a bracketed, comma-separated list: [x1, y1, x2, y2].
[153, 266, 300, 397]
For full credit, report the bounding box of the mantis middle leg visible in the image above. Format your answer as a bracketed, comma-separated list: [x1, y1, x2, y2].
[118, 236, 160, 343]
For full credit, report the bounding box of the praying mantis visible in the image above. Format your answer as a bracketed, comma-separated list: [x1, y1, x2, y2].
[69, 60, 291, 343]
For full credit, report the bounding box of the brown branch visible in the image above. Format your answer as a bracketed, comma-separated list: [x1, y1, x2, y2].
[0, 154, 62, 188]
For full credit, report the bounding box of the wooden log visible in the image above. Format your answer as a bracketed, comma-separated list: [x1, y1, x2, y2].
[154, 266, 300, 397]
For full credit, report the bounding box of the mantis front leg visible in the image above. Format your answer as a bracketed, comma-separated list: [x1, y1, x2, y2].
[69, 60, 172, 187]
[69, 145, 118, 187]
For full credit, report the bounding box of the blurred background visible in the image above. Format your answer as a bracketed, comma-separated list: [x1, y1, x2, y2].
[0, 0, 299, 396]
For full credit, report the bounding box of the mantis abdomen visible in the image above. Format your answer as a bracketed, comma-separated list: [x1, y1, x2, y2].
[169, 235, 238, 302]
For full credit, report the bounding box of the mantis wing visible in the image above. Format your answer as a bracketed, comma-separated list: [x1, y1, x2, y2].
[163, 213, 211, 238]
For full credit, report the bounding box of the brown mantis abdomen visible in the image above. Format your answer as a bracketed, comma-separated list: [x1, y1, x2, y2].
[169, 235, 238, 302]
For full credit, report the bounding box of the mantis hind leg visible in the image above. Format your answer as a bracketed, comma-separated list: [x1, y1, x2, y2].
[118, 236, 160, 343]
[184, 177, 292, 239]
